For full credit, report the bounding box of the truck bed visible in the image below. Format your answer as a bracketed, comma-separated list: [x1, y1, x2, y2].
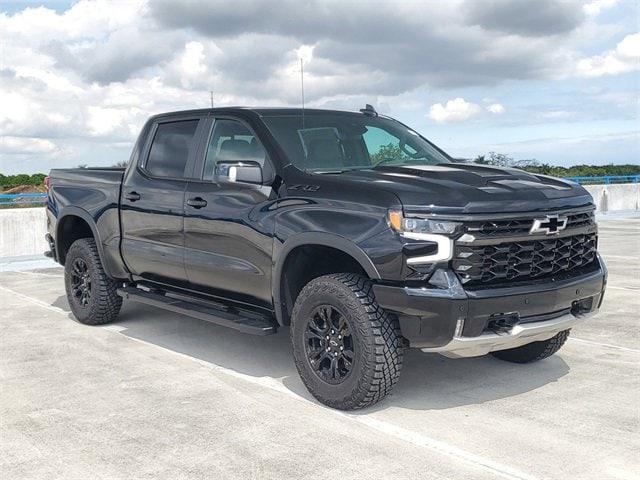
[47, 167, 127, 277]
[48, 167, 125, 209]
[49, 167, 125, 184]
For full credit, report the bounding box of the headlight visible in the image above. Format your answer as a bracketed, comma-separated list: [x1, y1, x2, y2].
[387, 209, 460, 235]
[387, 209, 456, 264]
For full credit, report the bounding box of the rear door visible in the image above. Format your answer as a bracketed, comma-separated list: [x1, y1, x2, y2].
[120, 114, 206, 287]
[183, 117, 276, 308]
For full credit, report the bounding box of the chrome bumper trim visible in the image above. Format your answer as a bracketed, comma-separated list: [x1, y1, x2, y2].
[420, 312, 594, 358]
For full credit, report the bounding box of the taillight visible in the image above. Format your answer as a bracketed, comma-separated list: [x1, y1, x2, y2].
[44, 176, 50, 192]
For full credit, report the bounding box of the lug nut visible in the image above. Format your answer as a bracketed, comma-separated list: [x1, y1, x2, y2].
[340, 346, 344, 350]
[338, 335, 342, 339]
[334, 352, 338, 356]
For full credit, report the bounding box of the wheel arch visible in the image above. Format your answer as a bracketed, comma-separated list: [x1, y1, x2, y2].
[55, 207, 110, 275]
[273, 233, 381, 326]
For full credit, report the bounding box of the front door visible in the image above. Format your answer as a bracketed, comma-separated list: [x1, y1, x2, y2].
[120, 116, 204, 287]
[183, 118, 275, 309]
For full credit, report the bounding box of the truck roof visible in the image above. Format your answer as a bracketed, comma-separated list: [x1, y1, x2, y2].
[151, 107, 370, 120]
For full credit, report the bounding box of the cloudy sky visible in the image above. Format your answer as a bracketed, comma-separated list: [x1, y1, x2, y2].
[0, 0, 638, 174]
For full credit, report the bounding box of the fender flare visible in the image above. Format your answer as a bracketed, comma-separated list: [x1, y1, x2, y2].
[272, 232, 381, 325]
[55, 206, 111, 276]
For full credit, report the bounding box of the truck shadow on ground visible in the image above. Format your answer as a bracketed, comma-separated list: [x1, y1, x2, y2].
[52, 295, 570, 412]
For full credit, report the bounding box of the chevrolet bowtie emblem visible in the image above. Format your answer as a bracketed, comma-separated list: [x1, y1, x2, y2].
[530, 214, 568, 234]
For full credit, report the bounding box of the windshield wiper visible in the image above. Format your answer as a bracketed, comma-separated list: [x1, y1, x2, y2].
[311, 167, 371, 174]
[372, 157, 402, 168]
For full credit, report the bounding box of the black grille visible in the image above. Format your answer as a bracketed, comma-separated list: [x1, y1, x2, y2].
[465, 211, 595, 237]
[454, 232, 598, 285]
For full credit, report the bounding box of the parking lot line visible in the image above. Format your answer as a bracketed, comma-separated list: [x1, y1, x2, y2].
[0, 283, 68, 316]
[13, 270, 63, 278]
[0, 281, 538, 480]
[603, 255, 640, 261]
[606, 285, 640, 292]
[569, 337, 640, 353]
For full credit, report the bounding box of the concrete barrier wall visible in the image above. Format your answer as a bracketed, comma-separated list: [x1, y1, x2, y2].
[0, 208, 48, 257]
[583, 184, 640, 213]
[0, 185, 638, 258]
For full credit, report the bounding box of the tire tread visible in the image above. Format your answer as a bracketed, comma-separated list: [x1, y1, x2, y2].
[491, 329, 570, 363]
[291, 273, 404, 410]
[65, 238, 122, 325]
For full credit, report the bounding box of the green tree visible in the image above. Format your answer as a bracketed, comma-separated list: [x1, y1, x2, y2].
[472, 153, 640, 178]
[371, 143, 409, 165]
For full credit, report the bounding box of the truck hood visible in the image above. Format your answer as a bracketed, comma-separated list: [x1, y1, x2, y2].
[333, 163, 594, 215]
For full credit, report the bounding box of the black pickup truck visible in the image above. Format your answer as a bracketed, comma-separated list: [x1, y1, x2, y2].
[46, 106, 606, 410]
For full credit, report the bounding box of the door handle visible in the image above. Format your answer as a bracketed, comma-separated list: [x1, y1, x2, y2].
[125, 191, 141, 202]
[186, 197, 207, 209]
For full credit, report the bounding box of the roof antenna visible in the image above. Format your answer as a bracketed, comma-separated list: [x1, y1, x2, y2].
[360, 104, 378, 117]
[210, 91, 214, 108]
[300, 58, 305, 129]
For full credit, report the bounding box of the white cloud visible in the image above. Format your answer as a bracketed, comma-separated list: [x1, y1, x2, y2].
[583, 0, 618, 17]
[429, 98, 482, 123]
[0, 136, 58, 155]
[174, 41, 208, 88]
[0, 0, 637, 173]
[577, 32, 640, 77]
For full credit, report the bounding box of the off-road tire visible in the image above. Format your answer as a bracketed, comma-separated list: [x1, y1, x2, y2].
[64, 238, 122, 325]
[491, 330, 570, 363]
[290, 273, 404, 410]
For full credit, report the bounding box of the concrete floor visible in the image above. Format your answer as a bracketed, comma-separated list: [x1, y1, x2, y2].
[1, 218, 638, 480]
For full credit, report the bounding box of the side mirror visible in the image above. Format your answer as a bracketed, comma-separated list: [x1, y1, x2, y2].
[216, 161, 263, 185]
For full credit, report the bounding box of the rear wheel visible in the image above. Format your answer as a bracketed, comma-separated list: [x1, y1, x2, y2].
[491, 330, 570, 363]
[290, 273, 404, 410]
[64, 238, 122, 325]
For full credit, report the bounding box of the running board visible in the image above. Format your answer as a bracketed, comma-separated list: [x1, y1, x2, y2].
[117, 286, 277, 335]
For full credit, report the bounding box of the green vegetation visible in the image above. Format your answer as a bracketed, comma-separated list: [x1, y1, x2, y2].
[369, 146, 639, 178]
[370, 144, 410, 165]
[0, 173, 46, 191]
[473, 152, 639, 178]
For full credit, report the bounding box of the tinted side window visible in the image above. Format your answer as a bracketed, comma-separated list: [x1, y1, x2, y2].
[146, 120, 199, 178]
[203, 119, 266, 180]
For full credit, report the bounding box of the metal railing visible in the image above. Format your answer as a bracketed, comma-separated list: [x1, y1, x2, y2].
[564, 175, 640, 185]
[0, 193, 47, 206]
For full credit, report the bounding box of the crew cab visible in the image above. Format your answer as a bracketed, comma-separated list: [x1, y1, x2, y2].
[45, 106, 606, 410]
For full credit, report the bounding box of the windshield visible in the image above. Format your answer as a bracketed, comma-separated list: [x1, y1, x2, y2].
[262, 114, 450, 173]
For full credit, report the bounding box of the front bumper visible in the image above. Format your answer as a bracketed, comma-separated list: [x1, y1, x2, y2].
[418, 311, 593, 358]
[372, 254, 607, 357]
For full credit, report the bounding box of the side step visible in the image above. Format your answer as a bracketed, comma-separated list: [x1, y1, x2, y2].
[117, 286, 277, 335]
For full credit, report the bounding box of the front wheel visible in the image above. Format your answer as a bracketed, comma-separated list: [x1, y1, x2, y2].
[290, 273, 404, 410]
[491, 330, 570, 363]
[64, 238, 122, 325]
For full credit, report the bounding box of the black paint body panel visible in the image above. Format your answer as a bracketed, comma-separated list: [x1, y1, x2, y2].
[374, 261, 606, 348]
[46, 107, 606, 344]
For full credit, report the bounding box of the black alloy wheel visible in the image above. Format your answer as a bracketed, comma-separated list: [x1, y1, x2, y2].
[64, 238, 122, 325]
[290, 273, 404, 410]
[70, 257, 92, 306]
[305, 304, 355, 384]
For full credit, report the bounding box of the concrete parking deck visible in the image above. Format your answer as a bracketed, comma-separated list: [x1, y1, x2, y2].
[1, 218, 638, 480]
